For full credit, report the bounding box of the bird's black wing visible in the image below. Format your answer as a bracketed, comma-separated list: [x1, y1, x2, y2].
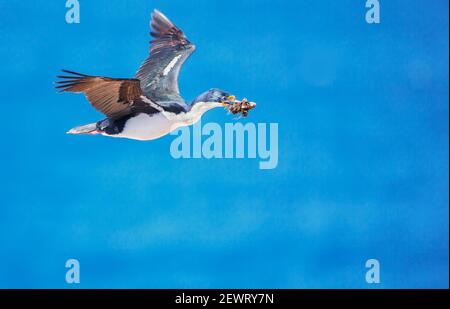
[56, 70, 162, 119]
[135, 10, 195, 106]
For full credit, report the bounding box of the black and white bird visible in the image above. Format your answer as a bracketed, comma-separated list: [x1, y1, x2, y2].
[56, 10, 255, 141]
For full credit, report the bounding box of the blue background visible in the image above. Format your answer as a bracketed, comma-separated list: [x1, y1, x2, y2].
[0, 0, 448, 288]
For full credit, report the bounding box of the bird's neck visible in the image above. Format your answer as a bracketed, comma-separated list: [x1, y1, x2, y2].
[184, 101, 223, 123]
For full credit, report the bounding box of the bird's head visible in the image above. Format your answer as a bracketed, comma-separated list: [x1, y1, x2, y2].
[191, 89, 256, 117]
[192, 89, 233, 105]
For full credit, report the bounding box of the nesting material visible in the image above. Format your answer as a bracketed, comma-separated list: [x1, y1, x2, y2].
[225, 98, 257, 117]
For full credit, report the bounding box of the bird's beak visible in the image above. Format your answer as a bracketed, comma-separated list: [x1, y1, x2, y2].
[222, 95, 236, 106]
[223, 95, 256, 106]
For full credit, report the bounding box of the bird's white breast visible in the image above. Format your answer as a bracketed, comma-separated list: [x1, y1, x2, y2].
[105, 112, 189, 141]
[103, 102, 222, 141]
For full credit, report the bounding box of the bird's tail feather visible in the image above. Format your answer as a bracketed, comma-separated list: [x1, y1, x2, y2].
[67, 123, 101, 135]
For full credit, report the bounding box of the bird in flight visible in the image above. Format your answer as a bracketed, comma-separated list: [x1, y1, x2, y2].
[56, 10, 255, 141]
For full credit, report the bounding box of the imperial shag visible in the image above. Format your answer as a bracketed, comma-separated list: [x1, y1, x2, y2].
[56, 10, 255, 141]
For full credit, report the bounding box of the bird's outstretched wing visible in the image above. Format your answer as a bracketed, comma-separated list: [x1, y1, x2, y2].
[56, 70, 159, 119]
[135, 10, 195, 104]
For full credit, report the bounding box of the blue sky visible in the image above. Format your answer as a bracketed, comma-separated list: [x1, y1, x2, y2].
[0, 0, 448, 288]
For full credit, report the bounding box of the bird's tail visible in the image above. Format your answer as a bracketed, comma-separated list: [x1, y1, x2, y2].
[67, 123, 101, 135]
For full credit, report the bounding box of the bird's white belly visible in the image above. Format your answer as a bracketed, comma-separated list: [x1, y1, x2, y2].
[106, 113, 186, 141]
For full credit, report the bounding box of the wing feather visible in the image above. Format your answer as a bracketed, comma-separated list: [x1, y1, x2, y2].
[135, 10, 195, 104]
[56, 70, 144, 118]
